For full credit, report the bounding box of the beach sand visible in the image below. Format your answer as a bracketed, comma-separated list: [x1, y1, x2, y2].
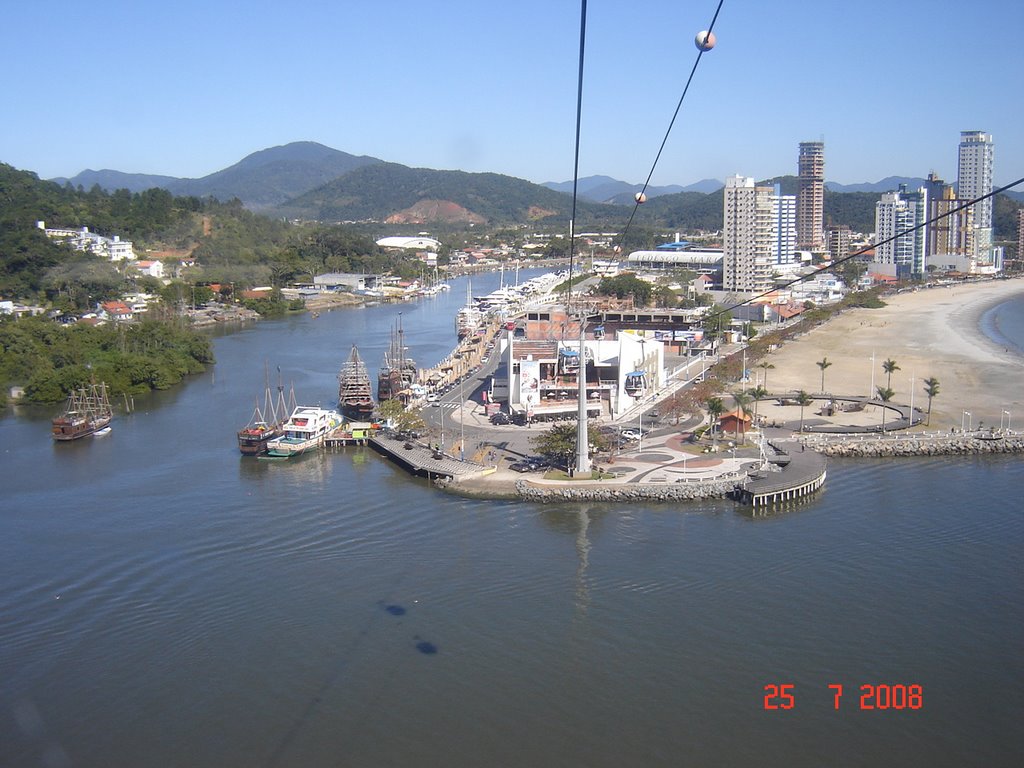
[753, 279, 1024, 431]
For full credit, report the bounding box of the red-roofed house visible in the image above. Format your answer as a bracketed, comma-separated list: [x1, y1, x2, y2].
[99, 301, 134, 322]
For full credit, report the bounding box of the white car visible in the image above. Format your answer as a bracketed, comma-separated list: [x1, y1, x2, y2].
[620, 428, 648, 440]
[425, 393, 439, 402]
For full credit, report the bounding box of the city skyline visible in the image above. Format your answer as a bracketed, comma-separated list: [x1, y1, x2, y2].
[2, 1, 1021, 188]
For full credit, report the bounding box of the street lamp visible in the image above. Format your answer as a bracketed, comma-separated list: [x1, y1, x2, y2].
[962, 410, 971, 432]
[1001, 410, 1011, 431]
[439, 399, 445, 450]
[638, 338, 647, 452]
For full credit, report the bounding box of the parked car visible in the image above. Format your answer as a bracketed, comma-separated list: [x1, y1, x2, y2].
[620, 428, 648, 441]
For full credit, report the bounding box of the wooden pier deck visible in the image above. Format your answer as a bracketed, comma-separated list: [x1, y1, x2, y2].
[369, 432, 490, 480]
[736, 441, 827, 508]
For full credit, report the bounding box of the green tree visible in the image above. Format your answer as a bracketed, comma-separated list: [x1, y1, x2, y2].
[883, 358, 900, 389]
[748, 384, 768, 428]
[922, 377, 940, 426]
[795, 390, 813, 433]
[705, 396, 725, 446]
[757, 361, 775, 390]
[875, 386, 895, 431]
[530, 421, 607, 469]
[378, 398, 426, 433]
[731, 390, 752, 443]
[816, 356, 832, 393]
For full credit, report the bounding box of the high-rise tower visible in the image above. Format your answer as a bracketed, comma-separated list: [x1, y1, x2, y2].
[797, 141, 825, 251]
[956, 131, 994, 254]
[723, 176, 794, 293]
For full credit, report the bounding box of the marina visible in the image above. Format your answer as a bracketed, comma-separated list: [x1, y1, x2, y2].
[2, 271, 1022, 768]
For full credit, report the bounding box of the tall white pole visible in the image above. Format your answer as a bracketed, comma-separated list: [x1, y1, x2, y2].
[870, 349, 876, 395]
[576, 318, 591, 475]
[913, 370, 921, 428]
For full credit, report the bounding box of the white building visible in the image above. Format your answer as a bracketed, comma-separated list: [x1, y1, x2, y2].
[375, 236, 441, 251]
[873, 186, 928, 277]
[133, 260, 165, 279]
[36, 221, 136, 262]
[956, 130, 994, 255]
[723, 176, 794, 293]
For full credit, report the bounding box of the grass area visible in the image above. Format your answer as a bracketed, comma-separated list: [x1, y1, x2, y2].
[543, 468, 615, 481]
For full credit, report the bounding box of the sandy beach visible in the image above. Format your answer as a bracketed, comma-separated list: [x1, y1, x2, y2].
[753, 278, 1024, 431]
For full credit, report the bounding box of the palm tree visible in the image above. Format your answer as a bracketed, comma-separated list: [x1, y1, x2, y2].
[732, 391, 752, 443]
[883, 359, 900, 389]
[748, 385, 768, 429]
[923, 377, 940, 426]
[757, 362, 775, 391]
[705, 396, 725, 448]
[816, 356, 832, 393]
[795, 390, 813, 433]
[876, 386, 895, 431]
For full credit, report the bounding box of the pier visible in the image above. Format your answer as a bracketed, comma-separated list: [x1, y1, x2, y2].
[736, 440, 827, 509]
[369, 431, 491, 480]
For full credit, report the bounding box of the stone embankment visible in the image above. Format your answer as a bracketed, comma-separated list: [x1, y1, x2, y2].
[514, 477, 739, 503]
[799, 433, 1024, 458]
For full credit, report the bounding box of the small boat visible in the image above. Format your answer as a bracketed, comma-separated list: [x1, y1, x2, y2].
[52, 382, 113, 441]
[263, 406, 342, 459]
[339, 345, 375, 420]
[238, 370, 296, 456]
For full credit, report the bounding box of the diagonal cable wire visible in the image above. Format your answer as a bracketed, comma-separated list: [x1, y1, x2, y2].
[704, 176, 1024, 325]
[565, 0, 588, 313]
[616, 0, 726, 252]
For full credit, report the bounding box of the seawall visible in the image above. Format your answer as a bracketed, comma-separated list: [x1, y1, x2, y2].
[799, 433, 1024, 458]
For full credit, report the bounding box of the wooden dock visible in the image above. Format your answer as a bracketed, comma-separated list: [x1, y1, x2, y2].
[369, 431, 490, 480]
[736, 441, 827, 508]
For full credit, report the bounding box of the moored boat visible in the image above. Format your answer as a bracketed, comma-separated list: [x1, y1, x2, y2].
[377, 315, 416, 403]
[263, 406, 342, 459]
[339, 345, 375, 420]
[52, 382, 113, 441]
[237, 371, 297, 456]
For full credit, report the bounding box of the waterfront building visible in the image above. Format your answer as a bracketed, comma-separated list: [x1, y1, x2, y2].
[874, 185, 928, 278]
[797, 141, 825, 251]
[956, 131, 994, 256]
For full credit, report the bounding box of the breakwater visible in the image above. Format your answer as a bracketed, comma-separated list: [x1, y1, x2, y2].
[514, 477, 739, 503]
[799, 432, 1024, 458]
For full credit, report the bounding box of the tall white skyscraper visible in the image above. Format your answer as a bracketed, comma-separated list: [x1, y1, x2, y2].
[723, 176, 797, 293]
[875, 186, 928, 277]
[957, 131, 994, 254]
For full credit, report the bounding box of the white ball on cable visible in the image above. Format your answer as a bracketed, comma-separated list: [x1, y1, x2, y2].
[695, 30, 716, 51]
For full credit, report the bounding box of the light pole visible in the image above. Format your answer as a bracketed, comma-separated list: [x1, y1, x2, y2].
[870, 349, 876, 396]
[1001, 410, 1011, 430]
[638, 338, 647, 452]
[962, 410, 971, 432]
[440, 399, 445, 450]
[909, 372, 915, 426]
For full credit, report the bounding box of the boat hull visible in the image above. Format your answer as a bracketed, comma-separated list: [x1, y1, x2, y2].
[52, 415, 112, 441]
[237, 427, 281, 456]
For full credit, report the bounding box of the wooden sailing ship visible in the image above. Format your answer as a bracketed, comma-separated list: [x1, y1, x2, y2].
[338, 345, 375, 421]
[237, 373, 297, 456]
[51, 382, 113, 441]
[377, 315, 416, 403]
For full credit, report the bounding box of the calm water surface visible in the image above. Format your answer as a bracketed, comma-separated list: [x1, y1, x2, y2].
[2, 276, 1022, 768]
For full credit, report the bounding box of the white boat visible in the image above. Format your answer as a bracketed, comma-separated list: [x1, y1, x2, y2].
[263, 406, 342, 458]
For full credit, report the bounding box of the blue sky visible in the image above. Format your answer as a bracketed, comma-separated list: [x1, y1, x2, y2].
[3, 0, 1022, 188]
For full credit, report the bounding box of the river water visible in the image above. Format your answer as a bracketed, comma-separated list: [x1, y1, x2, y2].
[2, 274, 1022, 768]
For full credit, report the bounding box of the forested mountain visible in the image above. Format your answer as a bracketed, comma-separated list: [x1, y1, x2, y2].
[53, 142, 383, 211]
[274, 162, 613, 224]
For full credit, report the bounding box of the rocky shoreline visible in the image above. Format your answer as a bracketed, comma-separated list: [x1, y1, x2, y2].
[514, 477, 739, 503]
[799, 434, 1024, 458]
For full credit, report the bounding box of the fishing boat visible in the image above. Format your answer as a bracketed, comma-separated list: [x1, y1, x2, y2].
[237, 376, 297, 456]
[338, 345, 375, 420]
[377, 315, 416, 403]
[263, 406, 342, 459]
[51, 382, 113, 441]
